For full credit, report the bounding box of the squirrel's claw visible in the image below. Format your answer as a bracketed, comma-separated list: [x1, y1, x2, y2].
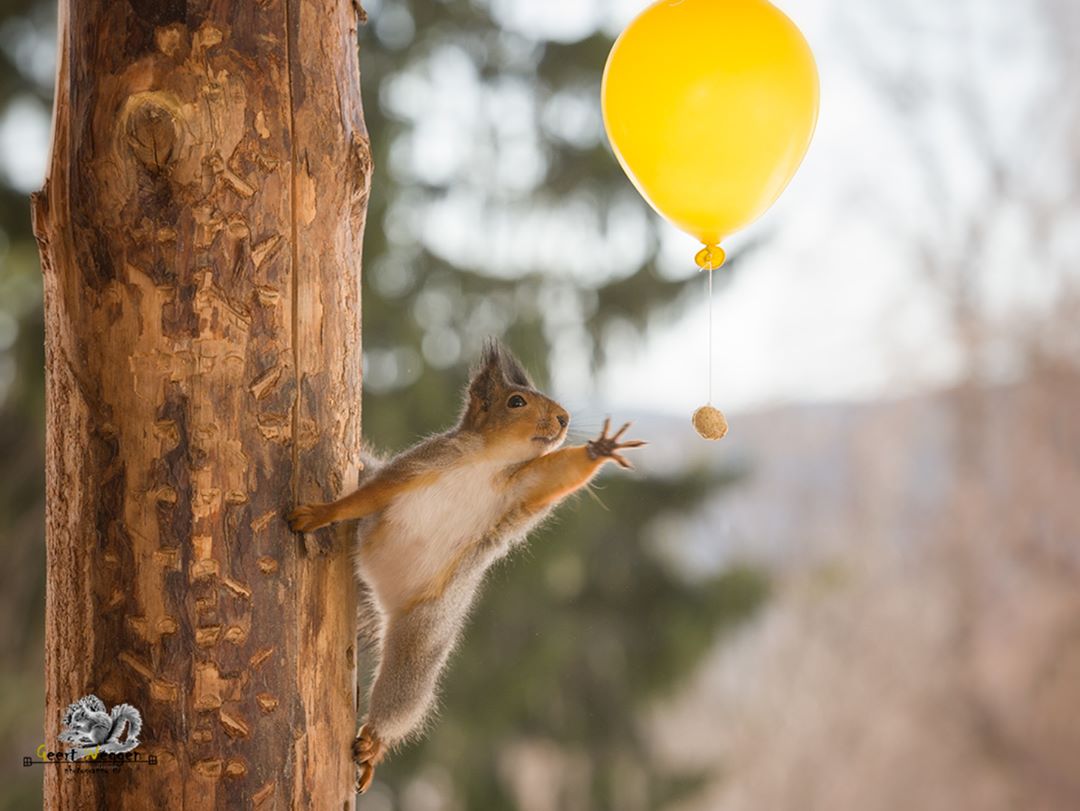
[352, 724, 386, 795]
[587, 419, 646, 467]
[356, 762, 375, 794]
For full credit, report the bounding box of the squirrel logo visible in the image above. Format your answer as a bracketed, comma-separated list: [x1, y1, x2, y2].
[58, 695, 142, 760]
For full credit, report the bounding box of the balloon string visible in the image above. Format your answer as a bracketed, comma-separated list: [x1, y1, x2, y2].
[707, 265, 713, 406]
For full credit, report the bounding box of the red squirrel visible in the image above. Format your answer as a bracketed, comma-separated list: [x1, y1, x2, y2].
[287, 340, 645, 793]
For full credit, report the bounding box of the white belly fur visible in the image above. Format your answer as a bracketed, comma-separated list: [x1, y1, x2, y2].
[359, 461, 510, 610]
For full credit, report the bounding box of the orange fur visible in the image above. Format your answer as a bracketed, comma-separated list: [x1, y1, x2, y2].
[512, 446, 605, 512]
[287, 470, 441, 532]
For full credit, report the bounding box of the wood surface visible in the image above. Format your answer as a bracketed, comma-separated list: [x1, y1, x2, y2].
[31, 1, 370, 807]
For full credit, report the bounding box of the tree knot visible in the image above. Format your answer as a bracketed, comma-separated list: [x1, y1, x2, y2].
[123, 95, 183, 173]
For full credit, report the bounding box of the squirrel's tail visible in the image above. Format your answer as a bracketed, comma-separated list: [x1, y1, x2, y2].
[107, 704, 142, 742]
[358, 445, 385, 482]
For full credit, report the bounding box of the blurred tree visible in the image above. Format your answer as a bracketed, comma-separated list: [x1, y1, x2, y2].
[0, 0, 767, 809]
[0, 0, 51, 808]
[354, 4, 768, 808]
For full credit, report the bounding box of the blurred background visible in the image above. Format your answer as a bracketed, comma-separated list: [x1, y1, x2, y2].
[2, 0, 1079, 808]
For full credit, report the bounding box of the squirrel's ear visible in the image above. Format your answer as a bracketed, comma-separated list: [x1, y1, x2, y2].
[467, 366, 497, 411]
[467, 339, 504, 411]
[482, 338, 534, 386]
[498, 346, 533, 389]
[466, 338, 533, 414]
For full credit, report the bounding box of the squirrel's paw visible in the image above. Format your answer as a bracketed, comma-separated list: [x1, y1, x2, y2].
[586, 418, 647, 470]
[287, 504, 335, 555]
[352, 723, 386, 794]
[286, 504, 329, 533]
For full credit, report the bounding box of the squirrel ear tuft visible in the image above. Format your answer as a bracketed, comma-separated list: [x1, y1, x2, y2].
[479, 338, 503, 376]
[499, 346, 533, 389]
[467, 339, 503, 411]
[482, 337, 533, 386]
[467, 338, 533, 411]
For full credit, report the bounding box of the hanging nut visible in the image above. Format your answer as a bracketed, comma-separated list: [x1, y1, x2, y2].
[692, 404, 728, 440]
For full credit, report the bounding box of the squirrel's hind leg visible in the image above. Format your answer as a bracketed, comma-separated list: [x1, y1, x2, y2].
[354, 590, 473, 791]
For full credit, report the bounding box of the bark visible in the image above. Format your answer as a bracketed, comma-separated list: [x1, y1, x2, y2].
[31, 1, 371, 808]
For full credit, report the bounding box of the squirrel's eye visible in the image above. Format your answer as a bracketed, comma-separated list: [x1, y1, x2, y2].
[507, 394, 527, 408]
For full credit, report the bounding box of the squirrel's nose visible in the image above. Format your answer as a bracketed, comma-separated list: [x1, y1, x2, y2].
[556, 413, 568, 429]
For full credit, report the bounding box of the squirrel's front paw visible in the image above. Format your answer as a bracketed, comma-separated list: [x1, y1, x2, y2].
[352, 723, 386, 794]
[286, 504, 328, 533]
[287, 505, 335, 555]
[586, 418, 647, 469]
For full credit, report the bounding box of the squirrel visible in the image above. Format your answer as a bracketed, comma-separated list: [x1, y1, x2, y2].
[287, 340, 645, 793]
[58, 695, 142, 759]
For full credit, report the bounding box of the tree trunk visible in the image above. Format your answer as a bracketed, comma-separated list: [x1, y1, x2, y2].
[31, 1, 370, 808]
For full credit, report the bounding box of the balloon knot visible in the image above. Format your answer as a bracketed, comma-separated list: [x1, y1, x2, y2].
[694, 244, 726, 270]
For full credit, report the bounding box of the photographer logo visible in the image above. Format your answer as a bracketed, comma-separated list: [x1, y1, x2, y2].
[23, 694, 157, 771]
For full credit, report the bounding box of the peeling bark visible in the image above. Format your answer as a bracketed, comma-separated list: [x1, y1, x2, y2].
[33, 1, 370, 808]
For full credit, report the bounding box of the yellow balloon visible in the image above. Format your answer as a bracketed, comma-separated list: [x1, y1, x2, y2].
[602, 0, 820, 257]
